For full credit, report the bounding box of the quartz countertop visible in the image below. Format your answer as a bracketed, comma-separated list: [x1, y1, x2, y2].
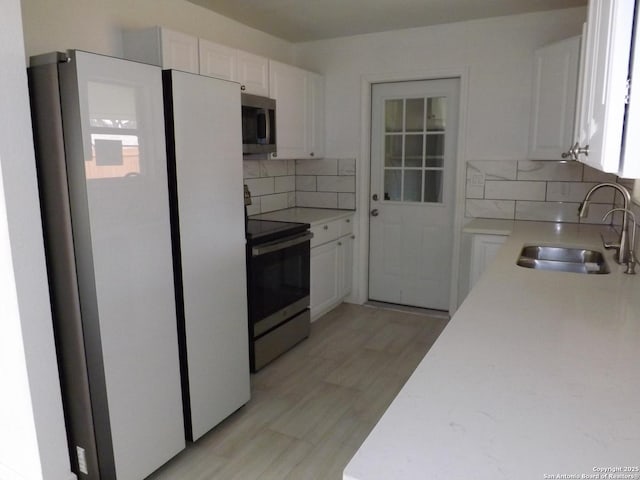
[344, 221, 640, 480]
[251, 207, 354, 226]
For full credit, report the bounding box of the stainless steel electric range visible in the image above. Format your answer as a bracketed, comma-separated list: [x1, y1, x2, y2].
[245, 219, 312, 371]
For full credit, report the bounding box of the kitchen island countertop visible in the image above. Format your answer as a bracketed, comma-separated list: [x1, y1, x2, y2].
[344, 221, 640, 480]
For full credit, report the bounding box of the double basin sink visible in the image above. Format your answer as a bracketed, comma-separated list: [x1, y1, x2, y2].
[516, 245, 609, 274]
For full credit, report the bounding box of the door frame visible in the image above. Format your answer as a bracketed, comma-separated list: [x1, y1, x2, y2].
[356, 67, 470, 314]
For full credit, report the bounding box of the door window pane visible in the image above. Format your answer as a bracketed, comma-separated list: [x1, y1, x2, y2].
[385, 99, 403, 132]
[384, 170, 402, 201]
[403, 170, 422, 202]
[385, 135, 403, 167]
[379, 94, 447, 205]
[405, 98, 424, 132]
[427, 97, 446, 131]
[424, 170, 443, 203]
[404, 134, 423, 167]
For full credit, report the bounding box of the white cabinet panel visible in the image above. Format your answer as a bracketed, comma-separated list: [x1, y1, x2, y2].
[237, 51, 269, 96]
[528, 36, 580, 160]
[270, 60, 308, 159]
[620, 6, 640, 178]
[123, 27, 198, 74]
[338, 234, 354, 298]
[199, 39, 237, 81]
[307, 71, 325, 159]
[574, 0, 635, 174]
[269, 60, 324, 160]
[469, 234, 507, 289]
[310, 239, 341, 319]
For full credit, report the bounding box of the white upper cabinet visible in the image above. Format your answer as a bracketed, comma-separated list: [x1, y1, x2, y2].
[198, 39, 237, 82]
[199, 42, 269, 96]
[269, 60, 324, 159]
[123, 27, 199, 74]
[307, 71, 325, 159]
[620, 4, 640, 178]
[528, 36, 581, 160]
[573, 0, 636, 175]
[237, 51, 270, 97]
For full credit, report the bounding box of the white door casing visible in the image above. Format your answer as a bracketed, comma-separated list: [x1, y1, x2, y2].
[369, 79, 460, 311]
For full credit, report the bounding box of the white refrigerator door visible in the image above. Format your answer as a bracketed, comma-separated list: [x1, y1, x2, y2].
[168, 70, 250, 441]
[71, 51, 185, 479]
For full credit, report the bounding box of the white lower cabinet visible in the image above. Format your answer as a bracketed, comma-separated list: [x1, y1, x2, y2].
[469, 234, 507, 289]
[310, 215, 354, 319]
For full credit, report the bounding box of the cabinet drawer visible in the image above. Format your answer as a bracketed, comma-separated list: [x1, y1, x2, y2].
[311, 220, 339, 247]
[338, 216, 353, 237]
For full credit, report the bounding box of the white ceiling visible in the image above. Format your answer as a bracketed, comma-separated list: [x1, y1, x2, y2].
[187, 0, 587, 42]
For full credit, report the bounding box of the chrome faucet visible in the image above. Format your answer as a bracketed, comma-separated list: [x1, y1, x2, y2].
[578, 182, 632, 264]
[602, 208, 637, 274]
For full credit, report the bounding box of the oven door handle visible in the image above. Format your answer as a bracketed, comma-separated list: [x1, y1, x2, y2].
[251, 232, 313, 257]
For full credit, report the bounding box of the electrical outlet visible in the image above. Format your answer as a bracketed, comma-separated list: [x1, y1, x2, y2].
[76, 446, 88, 475]
[470, 173, 485, 186]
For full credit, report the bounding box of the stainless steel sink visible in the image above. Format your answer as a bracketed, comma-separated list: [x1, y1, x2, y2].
[517, 245, 610, 274]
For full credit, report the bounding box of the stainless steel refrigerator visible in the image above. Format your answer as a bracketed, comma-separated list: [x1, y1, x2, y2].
[162, 69, 250, 442]
[28, 50, 185, 480]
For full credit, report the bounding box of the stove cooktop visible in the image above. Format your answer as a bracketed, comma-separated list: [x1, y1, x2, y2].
[245, 219, 310, 245]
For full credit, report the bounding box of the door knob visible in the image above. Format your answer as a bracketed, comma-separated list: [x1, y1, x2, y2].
[372, 193, 379, 201]
[371, 209, 379, 217]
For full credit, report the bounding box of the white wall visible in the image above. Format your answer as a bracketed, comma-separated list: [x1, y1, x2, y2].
[20, 0, 295, 63]
[0, 0, 73, 479]
[293, 8, 586, 305]
[295, 7, 586, 161]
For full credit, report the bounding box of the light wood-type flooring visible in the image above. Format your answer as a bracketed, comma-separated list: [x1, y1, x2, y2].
[147, 303, 448, 480]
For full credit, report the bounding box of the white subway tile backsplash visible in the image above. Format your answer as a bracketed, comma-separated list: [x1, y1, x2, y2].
[296, 176, 317, 192]
[467, 160, 517, 180]
[244, 177, 274, 197]
[295, 158, 338, 175]
[465, 199, 515, 219]
[260, 159, 289, 177]
[245, 199, 261, 216]
[317, 175, 356, 193]
[287, 191, 296, 208]
[243, 159, 261, 179]
[517, 160, 583, 181]
[546, 182, 615, 203]
[287, 159, 296, 176]
[338, 158, 356, 175]
[338, 193, 356, 210]
[583, 165, 617, 182]
[296, 191, 338, 209]
[515, 201, 580, 223]
[260, 193, 289, 213]
[485, 180, 546, 201]
[274, 175, 295, 193]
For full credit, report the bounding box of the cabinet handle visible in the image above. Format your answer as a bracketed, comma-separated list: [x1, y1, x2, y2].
[346, 218, 350, 223]
[240, 85, 246, 91]
[351, 235, 355, 239]
[323, 225, 328, 230]
[310, 152, 315, 157]
[272, 152, 278, 158]
[563, 142, 589, 160]
[338, 241, 342, 246]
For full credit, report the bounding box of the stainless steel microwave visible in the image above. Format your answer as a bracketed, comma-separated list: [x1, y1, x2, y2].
[241, 93, 276, 155]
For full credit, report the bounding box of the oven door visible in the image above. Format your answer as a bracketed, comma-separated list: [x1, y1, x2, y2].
[248, 232, 311, 337]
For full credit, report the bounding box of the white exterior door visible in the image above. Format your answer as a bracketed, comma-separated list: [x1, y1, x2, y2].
[369, 79, 459, 311]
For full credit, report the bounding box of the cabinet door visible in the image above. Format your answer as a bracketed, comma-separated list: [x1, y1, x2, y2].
[199, 39, 237, 81]
[238, 51, 269, 96]
[574, 0, 635, 173]
[528, 36, 580, 160]
[338, 234, 354, 298]
[469, 234, 507, 289]
[161, 28, 199, 74]
[310, 240, 340, 319]
[307, 71, 325, 158]
[620, 7, 640, 178]
[269, 60, 308, 159]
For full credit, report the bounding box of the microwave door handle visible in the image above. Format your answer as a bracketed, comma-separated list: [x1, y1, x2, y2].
[264, 108, 271, 145]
